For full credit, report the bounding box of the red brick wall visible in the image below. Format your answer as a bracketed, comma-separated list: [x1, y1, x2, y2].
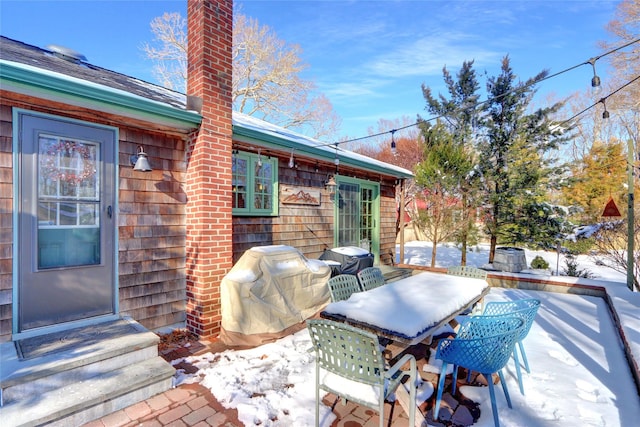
[185, 0, 234, 338]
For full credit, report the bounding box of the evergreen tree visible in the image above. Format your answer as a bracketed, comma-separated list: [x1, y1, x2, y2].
[414, 123, 473, 267]
[479, 56, 569, 259]
[421, 60, 481, 264]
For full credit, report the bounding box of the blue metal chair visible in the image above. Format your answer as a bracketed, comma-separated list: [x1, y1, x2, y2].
[433, 316, 524, 427]
[356, 267, 386, 291]
[306, 319, 417, 427]
[326, 274, 361, 302]
[480, 298, 541, 395]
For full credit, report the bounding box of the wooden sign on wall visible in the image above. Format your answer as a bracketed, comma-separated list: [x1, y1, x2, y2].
[281, 186, 321, 205]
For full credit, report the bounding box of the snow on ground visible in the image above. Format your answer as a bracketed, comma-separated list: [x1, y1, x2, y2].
[173, 242, 640, 426]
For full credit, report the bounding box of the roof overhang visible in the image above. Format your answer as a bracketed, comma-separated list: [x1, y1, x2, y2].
[233, 118, 413, 180]
[0, 60, 202, 133]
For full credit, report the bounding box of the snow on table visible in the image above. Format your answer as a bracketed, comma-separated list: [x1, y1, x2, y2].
[321, 271, 489, 344]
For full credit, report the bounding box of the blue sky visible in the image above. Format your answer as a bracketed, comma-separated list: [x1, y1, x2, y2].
[0, 0, 620, 141]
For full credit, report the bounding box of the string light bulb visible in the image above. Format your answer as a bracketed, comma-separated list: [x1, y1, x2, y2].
[588, 58, 601, 95]
[390, 129, 397, 155]
[257, 149, 262, 167]
[288, 149, 295, 168]
[600, 98, 610, 119]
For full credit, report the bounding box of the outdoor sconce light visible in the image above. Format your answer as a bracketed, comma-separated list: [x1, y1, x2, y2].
[325, 175, 337, 198]
[130, 146, 152, 172]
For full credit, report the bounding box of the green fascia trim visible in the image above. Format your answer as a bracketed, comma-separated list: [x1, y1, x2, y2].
[0, 60, 201, 131]
[233, 125, 413, 179]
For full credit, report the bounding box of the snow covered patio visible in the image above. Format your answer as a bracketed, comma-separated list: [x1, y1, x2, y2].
[88, 243, 640, 427]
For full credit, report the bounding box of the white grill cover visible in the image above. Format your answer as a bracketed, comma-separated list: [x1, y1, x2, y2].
[220, 245, 331, 346]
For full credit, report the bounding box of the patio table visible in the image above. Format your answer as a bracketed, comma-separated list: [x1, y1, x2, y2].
[320, 271, 490, 427]
[320, 271, 490, 346]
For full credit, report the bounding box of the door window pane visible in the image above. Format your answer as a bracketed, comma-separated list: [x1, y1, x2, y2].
[337, 182, 359, 247]
[37, 137, 100, 268]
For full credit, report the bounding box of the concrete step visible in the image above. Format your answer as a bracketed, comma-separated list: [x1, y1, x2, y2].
[0, 356, 175, 427]
[1, 329, 160, 404]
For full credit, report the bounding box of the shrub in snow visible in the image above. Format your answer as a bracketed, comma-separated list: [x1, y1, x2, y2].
[531, 256, 549, 270]
[563, 254, 594, 279]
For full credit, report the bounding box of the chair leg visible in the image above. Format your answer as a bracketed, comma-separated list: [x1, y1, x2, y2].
[315, 385, 320, 427]
[409, 379, 416, 427]
[452, 365, 459, 395]
[512, 347, 525, 395]
[497, 370, 512, 409]
[486, 375, 501, 427]
[433, 362, 448, 420]
[518, 340, 531, 373]
[316, 370, 320, 427]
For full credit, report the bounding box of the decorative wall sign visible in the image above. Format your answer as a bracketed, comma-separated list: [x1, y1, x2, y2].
[281, 186, 321, 205]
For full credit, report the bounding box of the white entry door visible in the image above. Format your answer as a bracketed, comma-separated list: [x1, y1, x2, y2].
[17, 112, 116, 332]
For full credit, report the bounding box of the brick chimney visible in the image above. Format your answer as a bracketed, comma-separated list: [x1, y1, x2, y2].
[185, 0, 233, 338]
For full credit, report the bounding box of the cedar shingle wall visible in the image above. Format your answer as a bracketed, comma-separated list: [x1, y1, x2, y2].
[0, 105, 13, 342]
[232, 158, 400, 266]
[118, 127, 187, 331]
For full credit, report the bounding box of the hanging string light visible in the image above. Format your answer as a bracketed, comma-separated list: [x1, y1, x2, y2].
[257, 148, 262, 167]
[390, 129, 397, 155]
[587, 57, 601, 94]
[312, 38, 638, 150]
[599, 98, 610, 119]
[288, 149, 295, 168]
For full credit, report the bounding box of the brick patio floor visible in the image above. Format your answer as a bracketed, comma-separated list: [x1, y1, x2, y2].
[84, 339, 484, 427]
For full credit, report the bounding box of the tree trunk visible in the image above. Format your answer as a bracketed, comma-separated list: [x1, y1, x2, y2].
[460, 193, 469, 266]
[431, 241, 438, 268]
[489, 234, 497, 263]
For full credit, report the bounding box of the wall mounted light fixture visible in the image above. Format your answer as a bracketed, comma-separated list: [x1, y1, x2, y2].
[130, 146, 152, 172]
[325, 174, 337, 199]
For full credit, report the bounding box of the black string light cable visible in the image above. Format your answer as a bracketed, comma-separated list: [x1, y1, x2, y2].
[315, 37, 640, 150]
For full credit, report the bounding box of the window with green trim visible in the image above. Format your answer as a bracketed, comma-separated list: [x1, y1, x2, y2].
[232, 151, 278, 216]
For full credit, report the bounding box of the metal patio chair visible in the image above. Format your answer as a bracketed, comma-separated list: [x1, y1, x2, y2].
[326, 274, 362, 302]
[478, 298, 541, 395]
[356, 266, 386, 291]
[433, 315, 524, 427]
[306, 319, 417, 427]
[447, 266, 488, 314]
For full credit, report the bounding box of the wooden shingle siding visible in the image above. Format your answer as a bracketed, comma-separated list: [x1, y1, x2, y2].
[118, 128, 188, 332]
[0, 105, 12, 342]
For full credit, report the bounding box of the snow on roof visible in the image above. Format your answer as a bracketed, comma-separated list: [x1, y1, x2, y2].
[233, 112, 413, 178]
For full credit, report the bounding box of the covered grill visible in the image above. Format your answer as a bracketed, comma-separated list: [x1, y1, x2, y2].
[220, 245, 331, 346]
[319, 246, 374, 276]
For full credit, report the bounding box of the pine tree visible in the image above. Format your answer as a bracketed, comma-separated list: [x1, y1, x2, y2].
[421, 60, 481, 265]
[479, 56, 569, 259]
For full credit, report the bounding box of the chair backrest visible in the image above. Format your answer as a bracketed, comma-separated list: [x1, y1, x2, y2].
[482, 298, 540, 340]
[326, 274, 361, 302]
[306, 319, 385, 387]
[447, 265, 488, 279]
[436, 316, 524, 374]
[357, 267, 386, 291]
